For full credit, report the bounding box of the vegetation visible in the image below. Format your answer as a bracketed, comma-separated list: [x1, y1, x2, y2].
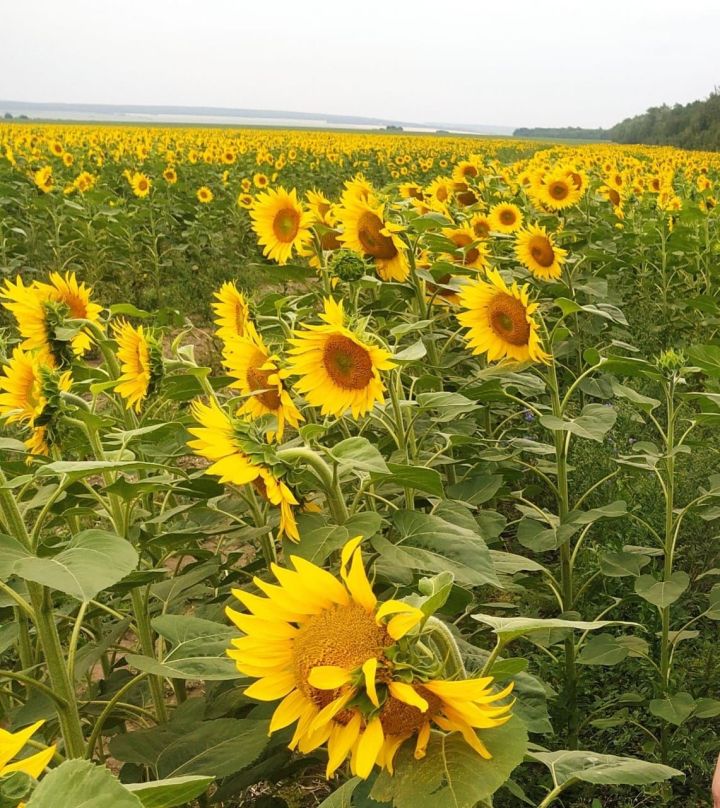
[0, 122, 719, 807]
[513, 126, 611, 141]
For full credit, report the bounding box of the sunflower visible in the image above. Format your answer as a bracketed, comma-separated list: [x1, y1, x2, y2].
[340, 174, 374, 206]
[470, 213, 492, 240]
[130, 172, 151, 198]
[112, 320, 163, 413]
[226, 536, 513, 779]
[488, 202, 523, 234]
[514, 224, 567, 281]
[212, 281, 250, 345]
[162, 166, 178, 184]
[424, 176, 454, 211]
[306, 189, 336, 226]
[457, 269, 549, 364]
[452, 159, 480, 185]
[286, 298, 395, 419]
[253, 172, 269, 189]
[441, 226, 490, 270]
[535, 168, 582, 210]
[1, 272, 103, 367]
[0, 720, 55, 791]
[197, 186, 214, 204]
[0, 348, 72, 455]
[223, 324, 303, 441]
[250, 187, 314, 265]
[336, 196, 408, 282]
[188, 399, 299, 541]
[33, 166, 53, 193]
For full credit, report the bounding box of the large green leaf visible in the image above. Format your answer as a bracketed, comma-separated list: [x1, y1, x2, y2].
[317, 778, 362, 807]
[529, 749, 681, 787]
[26, 759, 143, 808]
[328, 437, 389, 475]
[375, 463, 445, 498]
[540, 404, 617, 442]
[370, 718, 527, 808]
[0, 530, 138, 602]
[472, 615, 628, 643]
[125, 776, 214, 807]
[576, 634, 629, 666]
[634, 572, 689, 609]
[688, 344, 720, 376]
[375, 510, 499, 588]
[649, 692, 695, 726]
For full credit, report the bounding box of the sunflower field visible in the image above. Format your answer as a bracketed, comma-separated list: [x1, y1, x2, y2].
[0, 122, 720, 807]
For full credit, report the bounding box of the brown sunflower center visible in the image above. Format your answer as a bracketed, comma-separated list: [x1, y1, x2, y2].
[457, 189, 478, 207]
[463, 164, 479, 178]
[488, 293, 531, 346]
[272, 208, 301, 243]
[357, 212, 398, 260]
[528, 236, 555, 268]
[549, 181, 569, 200]
[608, 188, 621, 206]
[246, 365, 282, 410]
[380, 687, 442, 736]
[321, 230, 342, 251]
[499, 209, 517, 225]
[473, 219, 491, 238]
[450, 233, 480, 265]
[292, 602, 389, 707]
[322, 334, 374, 390]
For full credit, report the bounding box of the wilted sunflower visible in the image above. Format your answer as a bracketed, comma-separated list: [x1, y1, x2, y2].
[0, 348, 72, 455]
[1, 272, 103, 367]
[223, 323, 303, 441]
[188, 399, 299, 540]
[112, 320, 163, 413]
[441, 226, 490, 270]
[0, 720, 55, 787]
[286, 298, 395, 419]
[226, 536, 514, 779]
[457, 269, 549, 364]
[488, 202, 523, 234]
[336, 196, 409, 282]
[250, 187, 314, 265]
[196, 186, 214, 204]
[515, 224, 567, 281]
[212, 282, 250, 346]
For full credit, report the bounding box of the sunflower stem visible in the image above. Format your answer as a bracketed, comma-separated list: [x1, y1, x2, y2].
[276, 446, 348, 524]
[424, 617, 466, 678]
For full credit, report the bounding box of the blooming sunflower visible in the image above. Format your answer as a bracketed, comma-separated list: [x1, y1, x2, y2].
[33, 166, 53, 193]
[457, 269, 549, 364]
[336, 196, 409, 282]
[286, 298, 395, 419]
[306, 189, 336, 226]
[163, 167, 178, 184]
[514, 224, 567, 281]
[470, 213, 492, 239]
[223, 324, 303, 441]
[188, 399, 299, 541]
[1, 272, 103, 367]
[212, 282, 251, 346]
[0, 720, 55, 792]
[488, 202, 523, 234]
[441, 226, 490, 270]
[0, 348, 72, 455]
[535, 168, 583, 210]
[197, 186, 214, 204]
[237, 192, 254, 209]
[250, 187, 314, 265]
[226, 537, 514, 779]
[130, 172, 151, 198]
[112, 320, 163, 413]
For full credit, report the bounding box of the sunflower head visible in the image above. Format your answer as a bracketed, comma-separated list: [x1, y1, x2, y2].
[515, 224, 567, 281]
[112, 320, 163, 413]
[212, 282, 251, 346]
[457, 269, 550, 364]
[226, 537, 514, 779]
[488, 203, 523, 234]
[250, 187, 314, 265]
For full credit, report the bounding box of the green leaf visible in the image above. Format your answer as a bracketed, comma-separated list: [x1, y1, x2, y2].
[693, 698, 720, 719]
[36, 459, 166, 481]
[540, 404, 617, 442]
[634, 572, 689, 609]
[125, 776, 214, 808]
[0, 530, 138, 602]
[649, 692, 695, 726]
[26, 759, 143, 808]
[328, 437, 389, 475]
[317, 778, 362, 807]
[415, 392, 478, 422]
[529, 749, 681, 787]
[394, 339, 427, 362]
[376, 510, 499, 588]
[599, 550, 650, 578]
[688, 344, 720, 376]
[370, 719, 527, 808]
[472, 615, 630, 643]
[577, 634, 629, 666]
[375, 464, 444, 498]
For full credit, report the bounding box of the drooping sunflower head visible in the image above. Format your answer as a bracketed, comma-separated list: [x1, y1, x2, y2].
[286, 298, 396, 419]
[188, 399, 299, 540]
[457, 269, 550, 364]
[212, 282, 251, 346]
[112, 320, 163, 413]
[488, 202, 523, 234]
[336, 196, 409, 282]
[515, 224, 567, 281]
[250, 187, 314, 265]
[226, 537, 514, 780]
[1, 272, 102, 367]
[0, 348, 72, 455]
[223, 324, 303, 442]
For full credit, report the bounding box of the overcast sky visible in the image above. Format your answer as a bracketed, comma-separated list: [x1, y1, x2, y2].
[1, 0, 717, 129]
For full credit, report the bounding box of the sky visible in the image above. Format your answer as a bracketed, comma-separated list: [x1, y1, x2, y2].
[1, 0, 718, 129]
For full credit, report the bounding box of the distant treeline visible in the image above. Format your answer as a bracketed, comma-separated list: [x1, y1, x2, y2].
[515, 89, 720, 151]
[513, 126, 611, 141]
